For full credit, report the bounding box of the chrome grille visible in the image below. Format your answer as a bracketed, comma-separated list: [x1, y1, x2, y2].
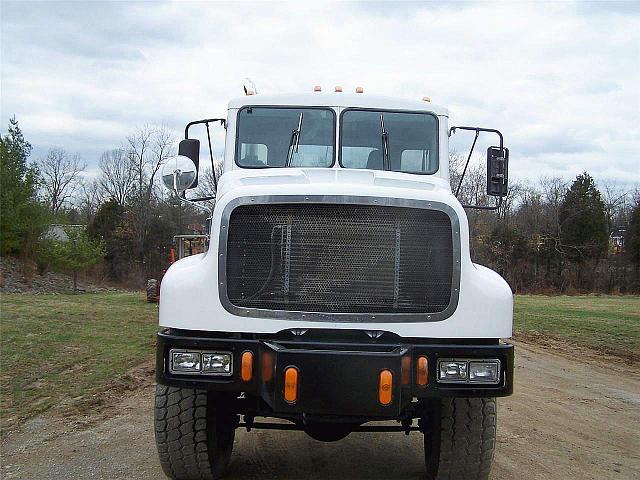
[225, 203, 454, 314]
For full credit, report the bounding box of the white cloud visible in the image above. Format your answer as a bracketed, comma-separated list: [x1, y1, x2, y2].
[1, 0, 639, 188]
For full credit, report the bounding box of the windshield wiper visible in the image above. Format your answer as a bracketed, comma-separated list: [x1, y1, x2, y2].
[285, 112, 304, 167]
[380, 114, 390, 170]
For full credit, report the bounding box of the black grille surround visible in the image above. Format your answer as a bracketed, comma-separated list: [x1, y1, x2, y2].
[218, 196, 461, 323]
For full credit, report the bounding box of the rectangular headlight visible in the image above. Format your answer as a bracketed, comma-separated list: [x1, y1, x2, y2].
[171, 351, 201, 373]
[438, 360, 468, 382]
[469, 360, 500, 384]
[202, 353, 232, 374]
[170, 349, 233, 376]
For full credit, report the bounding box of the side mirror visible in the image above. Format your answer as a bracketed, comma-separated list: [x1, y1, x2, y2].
[486, 146, 509, 197]
[178, 139, 200, 188]
[162, 155, 198, 193]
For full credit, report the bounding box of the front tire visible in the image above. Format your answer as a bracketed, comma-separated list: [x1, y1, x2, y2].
[424, 397, 497, 480]
[154, 385, 237, 480]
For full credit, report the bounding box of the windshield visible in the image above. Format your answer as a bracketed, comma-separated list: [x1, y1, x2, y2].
[340, 110, 438, 174]
[236, 107, 335, 168]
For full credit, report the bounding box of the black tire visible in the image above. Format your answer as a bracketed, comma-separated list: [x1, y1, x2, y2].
[146, 279, 158, 303]
[154, 385, 237, 480]
[424, 397, 497, 480]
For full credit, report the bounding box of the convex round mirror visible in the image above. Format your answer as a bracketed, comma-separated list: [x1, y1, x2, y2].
[162, 155, 197, 192]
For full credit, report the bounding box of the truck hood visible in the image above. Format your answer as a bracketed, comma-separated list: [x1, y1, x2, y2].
[216, 168, 452, 201]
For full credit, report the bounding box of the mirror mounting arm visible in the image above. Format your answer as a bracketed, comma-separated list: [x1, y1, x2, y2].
[179, 191, 213, 218]
[449, 126, 507, 211]
[184, 118, 226, 194]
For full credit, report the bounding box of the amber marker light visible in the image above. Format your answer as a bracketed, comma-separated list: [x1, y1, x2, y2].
[261, 352, 274, 382]
[401, 355, 411, 385]
[241, 351, 253, 382]
[417, 356, 429, 386]
[284, 367, 299, 403]
[379, 370, 393, 405]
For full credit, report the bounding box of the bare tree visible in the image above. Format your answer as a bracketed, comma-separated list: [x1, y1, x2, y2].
[98, 148, 135, 205]
[192, 158, 224, 209]
[77, 178, 103, 223]
[39, 148, 86, 214]
[125, 125, 177, 279]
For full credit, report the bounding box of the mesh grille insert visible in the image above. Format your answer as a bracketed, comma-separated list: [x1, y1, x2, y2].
[225, 203, 453, 314]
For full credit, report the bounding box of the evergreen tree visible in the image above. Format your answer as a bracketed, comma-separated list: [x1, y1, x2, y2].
[559, 173, 608, 262]
[39, 227, 105, 291]
[87, 199, 133, 280]
[0, 117, 49, 255]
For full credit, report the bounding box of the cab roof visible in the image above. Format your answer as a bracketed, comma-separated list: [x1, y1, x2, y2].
[227, 92, 448, 116]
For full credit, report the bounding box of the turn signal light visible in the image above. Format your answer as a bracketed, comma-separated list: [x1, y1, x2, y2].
[379, 370, 393, 405]
[417, 356, 428, 386]
[241, 351, 253, 382]
[284, 367, 299, 403]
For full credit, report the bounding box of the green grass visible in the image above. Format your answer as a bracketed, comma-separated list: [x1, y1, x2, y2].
[0, 292, 158, 430]
[514, 295, 640, 358]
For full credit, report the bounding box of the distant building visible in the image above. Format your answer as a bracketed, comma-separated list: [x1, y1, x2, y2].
[44, 224, 86, 242]
[610, 226, 626, 254]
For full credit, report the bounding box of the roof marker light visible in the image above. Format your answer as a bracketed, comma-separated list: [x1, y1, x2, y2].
[335, 86, 343, 92]
[314, 85, 322, 92]
[355, 86, 364, 94]
[422, 96, 431, 102]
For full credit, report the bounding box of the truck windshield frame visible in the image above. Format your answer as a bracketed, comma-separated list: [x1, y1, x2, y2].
[339, 108, 439, 175]
[235, 106, 336, 169]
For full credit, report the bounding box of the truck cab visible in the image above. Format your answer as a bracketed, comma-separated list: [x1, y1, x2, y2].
[154, 91, 514, 480]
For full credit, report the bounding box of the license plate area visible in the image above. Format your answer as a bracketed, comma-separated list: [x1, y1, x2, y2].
[262, 341, 409, 417]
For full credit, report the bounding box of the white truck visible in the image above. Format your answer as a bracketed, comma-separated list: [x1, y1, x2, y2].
[155, 89, 514, 480]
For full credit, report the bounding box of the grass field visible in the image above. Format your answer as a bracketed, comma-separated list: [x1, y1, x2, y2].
[514, 295, 640, 359]
[0, 292, 157, 431]
[0, 292, 638, 430]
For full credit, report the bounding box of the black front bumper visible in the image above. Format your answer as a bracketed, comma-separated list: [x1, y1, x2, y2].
[157, 329, 513, 419]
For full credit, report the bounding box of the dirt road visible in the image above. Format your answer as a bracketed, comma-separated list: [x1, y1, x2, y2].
[2, 339, 639, 480]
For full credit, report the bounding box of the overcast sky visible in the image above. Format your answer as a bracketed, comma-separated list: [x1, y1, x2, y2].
[1, 1, 639, 188]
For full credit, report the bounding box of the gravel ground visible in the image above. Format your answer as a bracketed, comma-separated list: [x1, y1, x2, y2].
[2, 339, 639, 480]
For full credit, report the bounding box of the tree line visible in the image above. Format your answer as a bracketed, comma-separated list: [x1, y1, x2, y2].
[450, 153, 640, 293]
[1, 116, 639, 293]
[0, 117, 208, 288]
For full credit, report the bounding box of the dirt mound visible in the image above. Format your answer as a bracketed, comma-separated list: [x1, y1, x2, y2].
[0, 256, 117, 294]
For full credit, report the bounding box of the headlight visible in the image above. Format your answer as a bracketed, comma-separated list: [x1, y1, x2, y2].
[202, 353, 232, 374]
[170, 349, 233, 376]
[172, 351, 201, 373]
[469, 361, 500, 383]
[437, 359, 501, 384]
[438, 360, 468, 382]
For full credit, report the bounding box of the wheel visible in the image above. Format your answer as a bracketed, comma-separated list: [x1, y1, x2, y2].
[146, 279, 158, 303]
[423, 397, 497, 480]
[154, 385, 237, 480]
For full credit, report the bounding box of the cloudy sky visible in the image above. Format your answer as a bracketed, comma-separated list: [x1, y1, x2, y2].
[2, 1, 639, 187]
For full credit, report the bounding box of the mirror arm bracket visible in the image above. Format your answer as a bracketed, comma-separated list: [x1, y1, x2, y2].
[450, 126, 507, 210]
[184, 118, 225, 198]
[462, 196, 502, 211]
[179, 191, 213, 217]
